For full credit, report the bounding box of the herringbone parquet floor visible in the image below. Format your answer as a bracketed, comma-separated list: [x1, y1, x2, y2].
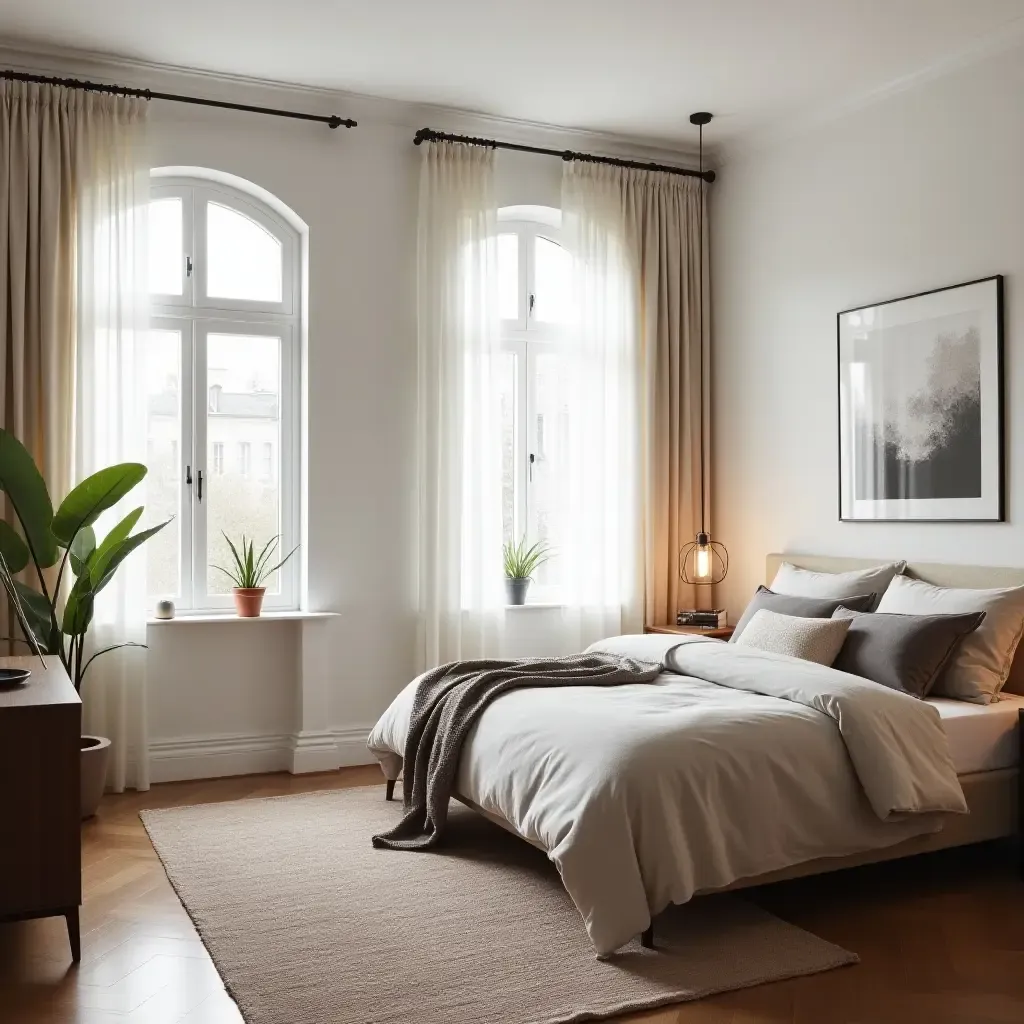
[1, 767, 1022, 1023]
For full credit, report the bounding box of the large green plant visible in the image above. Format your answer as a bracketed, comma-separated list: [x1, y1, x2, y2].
[0, 429, 170, 692]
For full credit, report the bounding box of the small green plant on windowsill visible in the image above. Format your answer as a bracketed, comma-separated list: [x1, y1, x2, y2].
[502, 536, 551, 606]
[212, 532, 299, 618]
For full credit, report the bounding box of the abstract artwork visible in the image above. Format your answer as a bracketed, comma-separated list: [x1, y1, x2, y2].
[838, 276, 1003, 522]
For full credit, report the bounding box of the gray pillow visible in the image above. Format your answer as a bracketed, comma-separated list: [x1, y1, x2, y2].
[734, 609, 852, 666]
[731, 586, 875, 641]
[831, 607, 986, 698]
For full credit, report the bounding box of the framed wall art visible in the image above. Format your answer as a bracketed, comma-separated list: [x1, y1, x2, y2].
[837, 275, 1003, 522]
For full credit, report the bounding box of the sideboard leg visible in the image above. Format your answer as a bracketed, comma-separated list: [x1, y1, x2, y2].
[385, 779, 395, 802]
[65, 907, 80, 963]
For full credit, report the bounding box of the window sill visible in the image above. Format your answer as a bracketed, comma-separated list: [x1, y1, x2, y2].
[504, 603, 563, 611]
[147, 610, 338, 625]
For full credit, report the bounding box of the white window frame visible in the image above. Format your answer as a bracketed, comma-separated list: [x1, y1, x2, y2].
[149, 175, 301, 612]
[498, 207, 565, 601]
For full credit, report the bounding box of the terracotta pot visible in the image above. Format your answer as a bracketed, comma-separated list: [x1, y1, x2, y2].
[81, 735, 111, 819]
[233, 587, 266, 617]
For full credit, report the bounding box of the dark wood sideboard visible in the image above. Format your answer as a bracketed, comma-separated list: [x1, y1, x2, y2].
[0, 656, 81, 961]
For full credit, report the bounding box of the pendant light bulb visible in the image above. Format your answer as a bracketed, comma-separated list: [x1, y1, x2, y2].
[694, 535, 712, 580]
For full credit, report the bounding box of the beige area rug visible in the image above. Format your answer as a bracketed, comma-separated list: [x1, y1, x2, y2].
[141, 786, 857, 1024]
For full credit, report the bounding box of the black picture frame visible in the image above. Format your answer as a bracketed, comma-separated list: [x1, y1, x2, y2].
[836, 275, 1004, 523]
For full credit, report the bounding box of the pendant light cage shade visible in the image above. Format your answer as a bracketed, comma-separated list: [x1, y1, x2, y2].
[679, 532, 729, 586]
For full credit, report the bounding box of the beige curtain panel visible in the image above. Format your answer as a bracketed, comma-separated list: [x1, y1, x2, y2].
[1, 80, 151, 788]
[622, 171, 710, 627]
[0, 80, 79, 496]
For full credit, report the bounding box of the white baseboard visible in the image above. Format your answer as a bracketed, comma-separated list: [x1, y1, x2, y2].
[150, 725, 375, 783]
[336, 725, 376, 767]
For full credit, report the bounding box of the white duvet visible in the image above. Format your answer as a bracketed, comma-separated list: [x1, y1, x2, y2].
[367, 634, 968, 956]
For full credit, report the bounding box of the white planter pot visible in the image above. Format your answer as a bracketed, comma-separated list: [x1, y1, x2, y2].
[81, 735, 111, 819]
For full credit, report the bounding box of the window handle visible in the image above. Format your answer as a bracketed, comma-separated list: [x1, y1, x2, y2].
[197, 469, 203, 502]
[528, 293, 535, 317]
[529, 452, 535, 482]
[185, 254, 193, 278]
[185, 465, 192, 486]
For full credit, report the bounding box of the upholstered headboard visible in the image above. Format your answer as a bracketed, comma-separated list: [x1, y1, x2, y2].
[766, 553, 1024, 697]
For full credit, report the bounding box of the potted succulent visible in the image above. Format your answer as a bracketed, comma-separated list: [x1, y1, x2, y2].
[0, 429, 170, 818]
[213, 533, 298, 617]
[502, 536, 551, 606]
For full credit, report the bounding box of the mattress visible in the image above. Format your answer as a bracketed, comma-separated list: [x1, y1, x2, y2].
[928, 693, 1023, 774]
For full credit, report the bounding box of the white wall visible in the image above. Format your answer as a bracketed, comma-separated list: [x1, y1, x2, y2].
[1, 42, 695, 779]
[711, 42, 1024, 619]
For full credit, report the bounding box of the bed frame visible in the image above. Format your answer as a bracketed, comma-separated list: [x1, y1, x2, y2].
[384, 553, 1023, 949]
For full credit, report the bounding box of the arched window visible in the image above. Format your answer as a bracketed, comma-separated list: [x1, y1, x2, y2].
[146, 172, 301, 611]
[497, 206, 570, 595]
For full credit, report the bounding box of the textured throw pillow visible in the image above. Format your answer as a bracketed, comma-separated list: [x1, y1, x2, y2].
[875, 575, 1024, 703]
[733, 609, 852, 666]
[731, 586, 875, 641]
[770, 560, 907, 610]
[831, 607, 986, 698]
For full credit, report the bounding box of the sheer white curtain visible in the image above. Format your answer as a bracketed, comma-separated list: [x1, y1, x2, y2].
[556, 163, 645, 648]
[74, 94, 151, 792]
[416, 142, 504, 669]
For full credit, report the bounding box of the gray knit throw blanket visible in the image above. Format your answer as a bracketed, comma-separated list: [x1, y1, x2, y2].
[371, 653, 661, 850]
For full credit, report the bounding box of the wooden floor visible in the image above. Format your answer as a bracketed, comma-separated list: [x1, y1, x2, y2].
[1, 768, 1022, 1024]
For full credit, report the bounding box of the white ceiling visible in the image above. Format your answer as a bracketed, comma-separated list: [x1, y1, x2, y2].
[3, 0, 1024, 147]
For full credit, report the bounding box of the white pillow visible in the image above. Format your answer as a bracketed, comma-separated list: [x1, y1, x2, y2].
[732, 608, 851, 667]
[875, 575, 1024, 703]
[770, 560, 906, 609]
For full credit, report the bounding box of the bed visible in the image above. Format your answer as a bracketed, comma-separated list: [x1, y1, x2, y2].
[368, 554, 1023, 956]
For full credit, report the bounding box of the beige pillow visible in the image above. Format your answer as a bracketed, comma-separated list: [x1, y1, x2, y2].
[733, 608, 851, 667]
[770, 560, 906, 609]
[875, 575, 1024, 703]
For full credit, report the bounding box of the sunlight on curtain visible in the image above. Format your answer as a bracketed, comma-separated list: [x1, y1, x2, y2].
[416, 141, 504, 668]
[74, 94, 151, 792]
[557, 164, 644, 647]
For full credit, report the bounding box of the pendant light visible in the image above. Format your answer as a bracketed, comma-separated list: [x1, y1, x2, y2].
[679, 111, 728, 586]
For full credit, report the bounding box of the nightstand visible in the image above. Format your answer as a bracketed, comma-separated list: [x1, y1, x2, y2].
[644, 624, 734, 640]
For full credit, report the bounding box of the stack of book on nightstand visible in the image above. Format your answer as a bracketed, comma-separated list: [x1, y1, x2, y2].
[676, 608, 728, 629]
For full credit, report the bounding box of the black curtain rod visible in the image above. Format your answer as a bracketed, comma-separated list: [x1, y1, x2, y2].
[1, 69, 356, 129]
[413, 127, 714, 182]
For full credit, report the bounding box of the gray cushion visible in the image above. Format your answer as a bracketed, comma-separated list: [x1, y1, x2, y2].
[734, 609, 852, 666]
[831, 607, 986, 698]
[731, 586, 875, 641]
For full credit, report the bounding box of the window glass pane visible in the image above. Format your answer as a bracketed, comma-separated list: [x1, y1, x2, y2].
[206, 333, 283, 595]
[149, 198, 183, 296]
[499, 352, 516, 543]
[534, 236, 570, 323]
[529, 353, 567, 587]
[206, 202, 283, 303]
[498, 233, 519, 320]
[145, 328, 182, 598]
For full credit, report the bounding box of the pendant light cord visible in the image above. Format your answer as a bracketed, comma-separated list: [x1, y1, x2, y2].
[697, 121, 706, 536]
